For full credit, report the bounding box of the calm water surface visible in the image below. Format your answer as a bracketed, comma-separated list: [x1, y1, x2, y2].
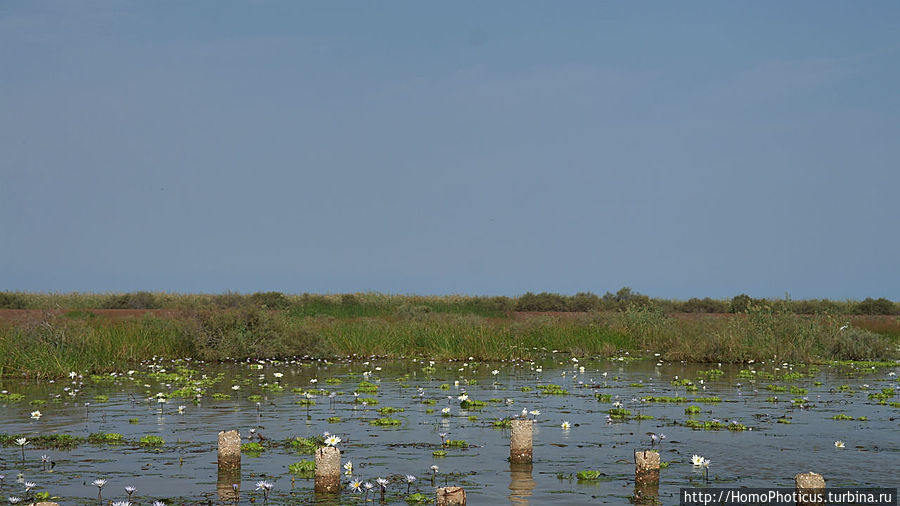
[1, 356, 898, 504]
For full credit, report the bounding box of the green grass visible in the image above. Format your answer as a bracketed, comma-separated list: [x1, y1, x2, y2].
[1, 301, 896, 377]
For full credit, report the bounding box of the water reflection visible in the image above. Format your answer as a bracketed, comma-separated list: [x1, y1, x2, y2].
[509, 463, 535, 504]
[216, 468, 240, 503]
[632, 480, 659, 505]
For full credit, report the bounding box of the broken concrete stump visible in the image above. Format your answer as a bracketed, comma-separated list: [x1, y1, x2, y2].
[510, 419, 533, 464]
[217, 430, 241, 471]
[795, 472, 825, 506]
[436, 486, 467, 505]
[314, 446, 341, 494]
[634, 449, 660, 484]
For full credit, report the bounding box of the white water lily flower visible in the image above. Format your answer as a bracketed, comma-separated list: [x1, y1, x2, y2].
[691, 455, 704, 466]
[324, 435, 341, 446]
[343, 461, 353, 474]
[561, 421, 571, 430]
[835, 440, 845, 448]
[14, 438, 27, 447]
[30, 411, 42, 420]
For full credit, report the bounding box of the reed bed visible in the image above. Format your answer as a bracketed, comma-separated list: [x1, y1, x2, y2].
[1, 304, 896, 378]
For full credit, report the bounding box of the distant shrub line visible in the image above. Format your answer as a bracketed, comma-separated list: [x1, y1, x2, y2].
[0, 289, 896, 315]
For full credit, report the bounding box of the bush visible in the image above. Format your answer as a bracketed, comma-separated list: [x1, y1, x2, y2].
[730, 294, 752, 313]
[104, 291, 159, 309]
[677, 297, 728, 313]
[854, 298, 897, 315]
[570, 292, 601, 311]
[515, 292, 570, 311]
[248, 291, 292, 309]
[0, 292, 27, 309]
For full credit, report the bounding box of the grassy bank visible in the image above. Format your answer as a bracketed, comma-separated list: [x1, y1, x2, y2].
[2, 305, 897, 378]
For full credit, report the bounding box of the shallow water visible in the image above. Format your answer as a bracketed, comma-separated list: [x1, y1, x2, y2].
[1, 356, 898, 504]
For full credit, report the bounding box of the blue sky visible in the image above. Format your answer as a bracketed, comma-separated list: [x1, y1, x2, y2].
[1, 1, 898, 299]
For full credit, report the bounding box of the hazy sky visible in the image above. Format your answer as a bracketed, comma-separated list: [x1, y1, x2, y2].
[2, 1, 898, 299]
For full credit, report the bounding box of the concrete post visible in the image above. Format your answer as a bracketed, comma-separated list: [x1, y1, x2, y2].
[634, 450, 660, 483]
[217, 430, 241, 471]
[436, 486, 467, 505]
[314, 446, 341, 494]
[795, 472, 825, 506]
[510, 419, 533, 464]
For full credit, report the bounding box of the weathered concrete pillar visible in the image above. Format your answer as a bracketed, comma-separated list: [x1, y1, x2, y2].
[510, 419, 533, 464]
[216, 467, 240, 503]
[795, 472, 825, 506]
[314, 446, 341, 494]
[217, 430, 241, 470]
[634, 450, 660, 484]
[508, 463, 535, 504]
[436, 486, 467, 505]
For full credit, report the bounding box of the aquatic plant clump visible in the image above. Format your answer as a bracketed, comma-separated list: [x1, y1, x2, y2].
[88, 433, 125, 444]
[608, 408, 631, 420]
[356, 381, 379, 393]
[576, 470, 604, 480]
[288, 460, 315, 477]
[536, 384, 569, 395]
[684, 420, 748, 431]
[241, 442, 265, 454]
[289, 436, 326, 453]
[139, 435, 165, 447]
